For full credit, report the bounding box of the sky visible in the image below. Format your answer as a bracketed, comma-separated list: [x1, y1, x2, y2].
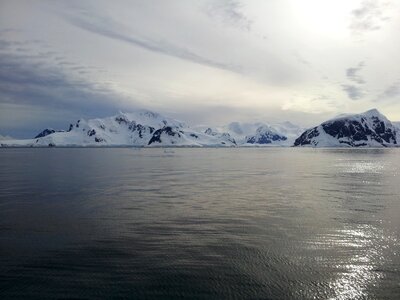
[1, 0, 400, 138]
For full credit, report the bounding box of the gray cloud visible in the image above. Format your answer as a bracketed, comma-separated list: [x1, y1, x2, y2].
[0, 45, 141, 137]
[204, 0, 252, 31]
[0, 54, 129, 112]
[342, 62, 366, 100]
[0, 38, 43, 48]
[375, 82, 400, 101]
[342, 84, 364, 100]
[61, 7, 242, 73]
[2, 0, 400, 135]
[382, 83, 400, 98]
[350, 0, 390, 36]
[346, 61, 366, 84]
[372, 82, 400, 104]
[0, 28, 22, 35]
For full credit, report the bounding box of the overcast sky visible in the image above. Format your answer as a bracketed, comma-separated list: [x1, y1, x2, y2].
[1, 0, 400, 138]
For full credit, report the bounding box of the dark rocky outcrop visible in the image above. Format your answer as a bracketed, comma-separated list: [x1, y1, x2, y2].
[148, 126, 181, 145]
[293, 127, 320, 146]
[34, 129, 64, 139]
[128, 122, 154, 138]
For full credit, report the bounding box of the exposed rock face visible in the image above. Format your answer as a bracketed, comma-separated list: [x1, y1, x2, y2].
[294, 109, 398, 147]
[34, 129, 64, 138]
[293, 128, 320, 146]
[148, 126, 182, 145]
[87, 129, 96, 137]
[128, 122, 154, 139]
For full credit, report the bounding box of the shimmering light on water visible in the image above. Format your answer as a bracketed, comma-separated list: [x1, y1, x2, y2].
[0, 148, 399, 299]
[336, 160, 384, 174]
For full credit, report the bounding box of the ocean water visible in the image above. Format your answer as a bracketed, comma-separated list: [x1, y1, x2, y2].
[0, 148, 399, 299]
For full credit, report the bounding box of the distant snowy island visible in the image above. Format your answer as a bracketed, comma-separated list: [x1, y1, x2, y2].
[1, 108, 399, 148]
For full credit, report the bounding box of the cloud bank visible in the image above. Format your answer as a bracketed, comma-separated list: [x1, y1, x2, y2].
[1, 0, 400, 137]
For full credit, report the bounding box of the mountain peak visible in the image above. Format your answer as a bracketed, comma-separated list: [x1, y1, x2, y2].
[365, 108, 380, 114]
[363, 108, 382, 117]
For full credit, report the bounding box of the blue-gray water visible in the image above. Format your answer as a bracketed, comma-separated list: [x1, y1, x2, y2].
[0, 148, 399, 299]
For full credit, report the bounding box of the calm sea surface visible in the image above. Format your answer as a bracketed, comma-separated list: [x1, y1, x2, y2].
[0, 148, 399, 299]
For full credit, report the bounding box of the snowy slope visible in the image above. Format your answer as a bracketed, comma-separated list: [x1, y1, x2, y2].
[294, 109, 398, 147]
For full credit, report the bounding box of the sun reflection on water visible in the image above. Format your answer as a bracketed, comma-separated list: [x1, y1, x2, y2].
[320, 225, 390, 300]
[335, 160, 384, 174]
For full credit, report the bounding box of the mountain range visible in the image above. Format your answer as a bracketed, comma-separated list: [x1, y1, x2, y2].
[1, 109, 399, 148]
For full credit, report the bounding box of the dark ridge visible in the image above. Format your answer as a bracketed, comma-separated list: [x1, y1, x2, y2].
[148, 126, 180, 145]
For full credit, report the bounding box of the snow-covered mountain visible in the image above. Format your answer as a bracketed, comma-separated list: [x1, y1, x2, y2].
[294, 109, 398, 147]
[0, 110, 240, 147]
[197, 121, 303, 146]
[0, 109, 303, 147]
